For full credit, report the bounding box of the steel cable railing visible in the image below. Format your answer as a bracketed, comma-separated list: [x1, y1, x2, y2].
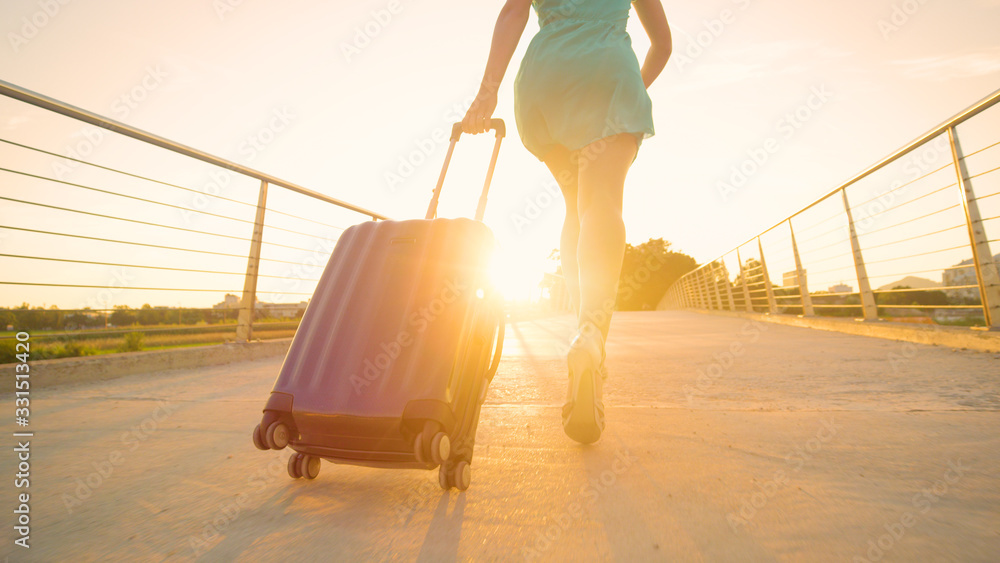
[0, 79, 389, 348]
[665, 88, 1000, 328]
[0, 137, 350, 234]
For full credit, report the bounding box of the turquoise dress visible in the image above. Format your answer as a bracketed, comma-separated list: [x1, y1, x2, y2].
[514, 0, 654, 161]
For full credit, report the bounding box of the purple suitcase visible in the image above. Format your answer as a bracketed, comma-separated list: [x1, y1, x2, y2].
[252, 121, 506, 491]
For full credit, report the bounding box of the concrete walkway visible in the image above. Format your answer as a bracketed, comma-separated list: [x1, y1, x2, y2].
[3, 311, 998, 562]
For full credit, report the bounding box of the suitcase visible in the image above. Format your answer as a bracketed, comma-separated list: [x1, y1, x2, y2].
[251, 120, 507, 491]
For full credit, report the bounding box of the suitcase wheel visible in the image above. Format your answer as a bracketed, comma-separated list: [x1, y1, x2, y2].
[252, 424, 267, 451]
[438, 460, 471, 491]
[287, 453, 302, 479]
[299, 454, 321, 480]
[454, 461, 471, 491]
[287, 453, 321, 480]
[413, 430, 451, 466]
[430, 432, 451, 465]
[265, 421, 290, 450]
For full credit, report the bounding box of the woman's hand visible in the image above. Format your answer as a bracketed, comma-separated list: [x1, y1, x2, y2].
[462, 87, 499, 135]
[634, 0, 671, 88]
[461, 0, 531, 134]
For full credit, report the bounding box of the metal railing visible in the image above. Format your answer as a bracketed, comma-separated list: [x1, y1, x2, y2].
[0, 79, 389, 343]
[664, 88, 1000, 330]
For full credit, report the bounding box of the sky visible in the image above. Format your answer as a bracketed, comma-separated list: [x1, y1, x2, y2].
[1, 0, 999, 310]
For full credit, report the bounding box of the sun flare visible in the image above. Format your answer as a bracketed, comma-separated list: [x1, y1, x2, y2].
[489, 249, 552, 303]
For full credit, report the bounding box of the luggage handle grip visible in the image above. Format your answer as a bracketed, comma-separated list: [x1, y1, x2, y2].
[450, 119, 506, 141]
[426, 119, 505, 221]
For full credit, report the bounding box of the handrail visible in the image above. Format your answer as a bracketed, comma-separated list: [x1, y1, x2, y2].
[0, 79, 390, 221]
[666, 87, 1000, 328]
[692, 87, 1000, 275]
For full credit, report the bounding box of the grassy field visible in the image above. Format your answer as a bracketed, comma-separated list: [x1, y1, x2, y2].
[0, 321, 298, 364]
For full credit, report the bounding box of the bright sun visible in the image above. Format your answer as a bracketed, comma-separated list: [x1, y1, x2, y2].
[489, 249, 550, 303]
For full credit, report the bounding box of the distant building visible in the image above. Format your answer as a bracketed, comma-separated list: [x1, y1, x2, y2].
[943, 254, 1000, 302]
[783, 270, 806, 288]
[213, 294, 241, 309]
[213, 293, 308, 317]
[258, 301, 309, 319]
[829, 283, 853, 294]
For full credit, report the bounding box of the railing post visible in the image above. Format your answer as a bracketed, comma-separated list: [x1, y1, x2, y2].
[698, 268, 711, 309]
[841, 188, 879, 321]
[237, 180, 268, 342]
[689, 271, 699, 309]
[757, 237, 779, 314]
[721, 260, 736, 312]
[704, 263, 719, 309]
[788, 219, 815, 316]
[948, 127, 1000, 329]
[736, 247, 753, 313]
[708, 262, 723, 310]
[693, 269, 704, 309]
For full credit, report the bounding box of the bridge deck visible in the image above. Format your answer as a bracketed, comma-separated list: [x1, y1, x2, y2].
[4, 311, 998, 561]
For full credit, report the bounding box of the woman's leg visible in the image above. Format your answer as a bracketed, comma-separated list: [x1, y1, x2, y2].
[542, 145, 582, 316]
[575, 134, 638, 343]
[560, 133, 638, 444]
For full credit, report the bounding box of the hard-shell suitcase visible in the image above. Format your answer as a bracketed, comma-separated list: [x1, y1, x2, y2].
[252, 120, 507, 491]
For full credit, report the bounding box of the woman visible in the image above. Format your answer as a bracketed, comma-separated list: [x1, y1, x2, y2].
[462, 0, 671, 444]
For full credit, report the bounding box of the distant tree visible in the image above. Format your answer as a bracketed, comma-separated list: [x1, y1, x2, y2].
[12, 304, 61, 331]
[616, 238, 697, 311]
[64, 312, 102, 329]
[137, 304, 166, 326]
[0, 310, 15, 330]
[109, 305, 137, 327]
[180, 308, 204, 325]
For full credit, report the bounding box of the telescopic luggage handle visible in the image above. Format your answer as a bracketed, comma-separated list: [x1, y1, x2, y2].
[425, 119, 506, 222]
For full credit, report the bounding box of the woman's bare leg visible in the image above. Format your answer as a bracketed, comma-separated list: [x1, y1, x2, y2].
[542, 145, 581, 316]
[575, 134, 638, 342]
[560, 133, 638, 444]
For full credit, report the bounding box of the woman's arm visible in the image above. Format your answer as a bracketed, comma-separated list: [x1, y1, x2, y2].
[633, 0, 671, 88]
[462, 0, 533, 134]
